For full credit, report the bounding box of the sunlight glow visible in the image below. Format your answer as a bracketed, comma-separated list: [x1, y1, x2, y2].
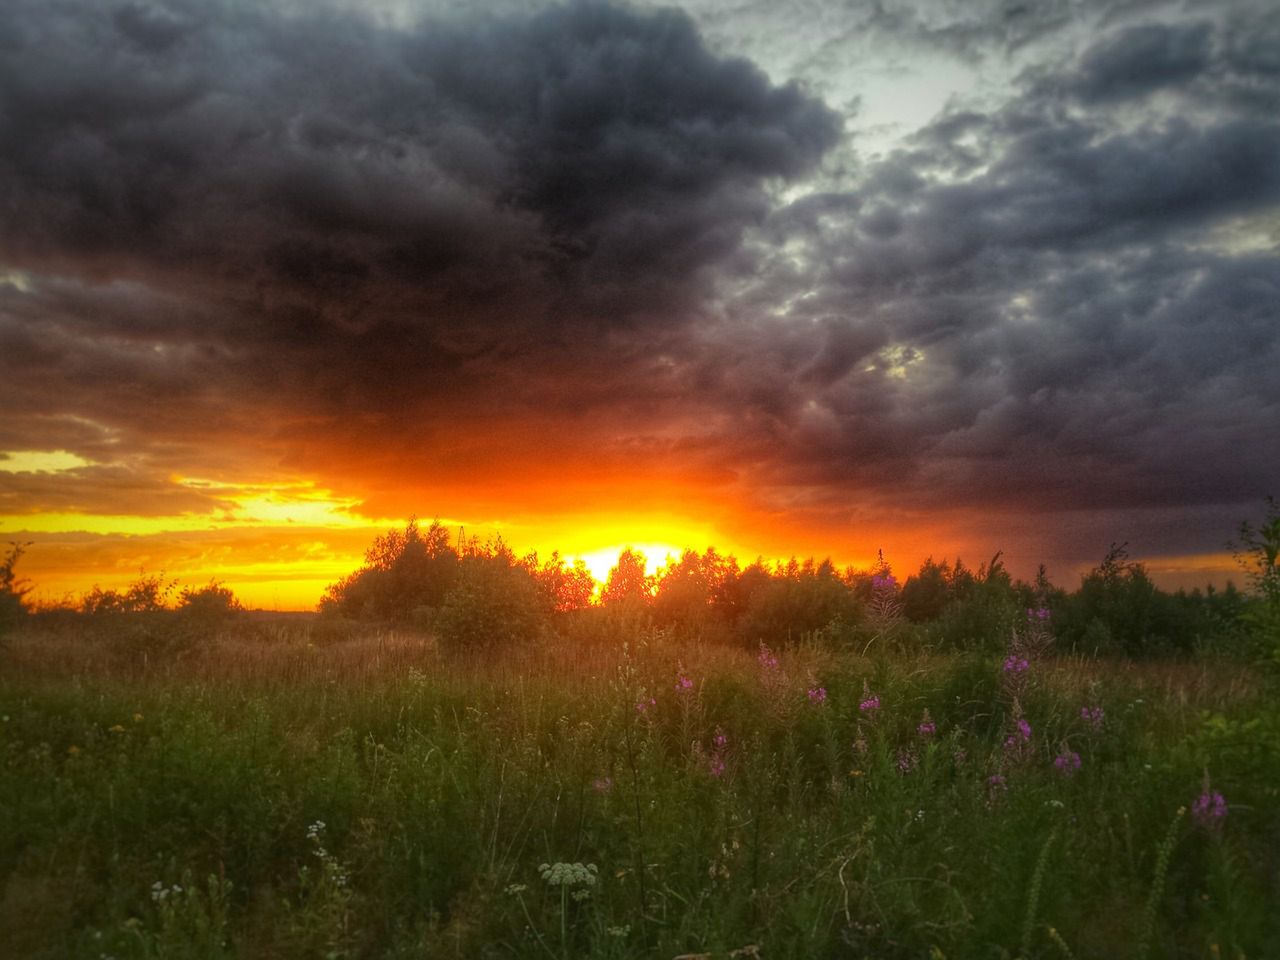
[0, 450, 92, 473]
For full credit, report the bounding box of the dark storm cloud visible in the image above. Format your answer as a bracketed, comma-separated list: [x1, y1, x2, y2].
[694, 3, 1279, 544]
[1065, 20, 1213, 102]
[0, 0, 838, 506]
[0, 0, 837, 326]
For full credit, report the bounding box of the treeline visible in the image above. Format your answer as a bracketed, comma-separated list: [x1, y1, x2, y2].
[3, 500, 1277, 661]
[0, 546, 244, 654]
[316, 514, 1278, 660]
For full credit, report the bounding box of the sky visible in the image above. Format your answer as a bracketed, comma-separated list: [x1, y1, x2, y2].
[1, 0, 1277, 608]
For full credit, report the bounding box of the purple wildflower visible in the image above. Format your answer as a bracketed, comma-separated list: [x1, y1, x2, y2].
[1027, 607, 1051, 621]
[896, 748, 917, 775]
[707, 726, 729, 778]
[757, 643, 779, 672]
[675, 675, 694, 693]
[859, 695, 881, 713]
[872, 573, 898, 592]
[918, 709, 936, 738]
[1080, 706, 1104, 732]
[1004, 718, 1032, 751]
[807, 686, 827, 704]
[1192, 790, 1227, 830]
[1003, 656, 1029, 674]
[1053, 750, 1081, 775]
[635, 696, 656, 714]
[987, 773, 1007, 789]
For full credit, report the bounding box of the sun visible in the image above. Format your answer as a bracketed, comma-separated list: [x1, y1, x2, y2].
[570, 542, 686, 587]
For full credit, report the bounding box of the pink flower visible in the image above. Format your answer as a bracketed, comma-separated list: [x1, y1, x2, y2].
[675, 675, 694, 692]
[917, 709, 936, 738]
[1003, 656, 1029, 673]
[807, 686, 827, 704]
[1192, 789, 1227, 830]
[1053, 750, 1081, 775]
[858, 695, 880, 713]
[757, 643, 779, 672]
[635, 697, 656, 714]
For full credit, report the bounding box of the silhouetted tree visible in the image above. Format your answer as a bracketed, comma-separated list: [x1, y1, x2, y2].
[600, 549, 652, 608]
[320, 518, 458, 621]
[0, 541, 32, 639]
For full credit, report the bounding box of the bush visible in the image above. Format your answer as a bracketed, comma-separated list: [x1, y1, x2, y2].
[0, 541, 32, 643]
[320, 519, 459, 622]
[435, 543, 546, 653]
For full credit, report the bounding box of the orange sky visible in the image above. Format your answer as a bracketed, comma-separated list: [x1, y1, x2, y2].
[1, 453, 1243, 610]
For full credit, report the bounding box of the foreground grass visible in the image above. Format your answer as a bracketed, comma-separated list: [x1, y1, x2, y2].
[1, 625, 1277, 959]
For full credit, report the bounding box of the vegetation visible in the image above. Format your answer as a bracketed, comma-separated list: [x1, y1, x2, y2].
[1, 503, 1277, 957]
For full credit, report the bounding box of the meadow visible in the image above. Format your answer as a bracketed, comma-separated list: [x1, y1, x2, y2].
[2, 613, 1277, 959]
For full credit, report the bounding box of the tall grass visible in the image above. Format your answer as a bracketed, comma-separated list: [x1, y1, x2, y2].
[1, 623, 1276, 958]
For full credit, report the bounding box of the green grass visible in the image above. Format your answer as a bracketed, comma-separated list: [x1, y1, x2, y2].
[1, 626, 1277, 958]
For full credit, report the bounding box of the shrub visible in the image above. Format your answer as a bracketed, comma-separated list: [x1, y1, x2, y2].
[0, 541, 32, 643]
[435, 542, 546, 653]
[320, 518, 459, 621]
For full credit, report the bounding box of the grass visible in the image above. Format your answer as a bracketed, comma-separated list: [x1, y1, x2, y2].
[1, 622, 1277, 958]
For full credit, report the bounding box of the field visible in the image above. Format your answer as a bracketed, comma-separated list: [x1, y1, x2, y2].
[2, 619, 1277, 960]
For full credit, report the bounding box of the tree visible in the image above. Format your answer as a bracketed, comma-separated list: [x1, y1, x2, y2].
[0, 541, 33, 638]
[1232, 497, 1280, 658]
[320, 518, 459, 621]
[600, 549, 652, 608]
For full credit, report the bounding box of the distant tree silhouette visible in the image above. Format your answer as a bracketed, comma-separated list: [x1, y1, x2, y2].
[600, 548, 652, 608]
[533, 551, 596, 613]
[0, 542, 32, 639]
[320, 518, 458, 621]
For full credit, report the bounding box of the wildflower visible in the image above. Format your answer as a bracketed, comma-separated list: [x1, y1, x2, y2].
[807, 686, 827, 704]
[917, 709, 936, 738]
[987, 773, 1007, 788]
[757, 643, 779, 672]
[1003, 655, 1029, 673]
[635, 696, 656, 714]
[896, 748, 917, 775]
[1081, 706, 1104, 732]
[1053, 750, 1081, 775]
[1192, 789, 1227, 830]
[859, 695, 880, 713]
[1027, 607, 1051, 620]
[707, 726, 729, 777]
[592, 776, 613, 793]
[539, 862, 599, 888]
[872, 573, 898, 591]
[675, 675, 694, 693]
[852, 727, 868, 755]
[1005, 717, 1032, 750]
